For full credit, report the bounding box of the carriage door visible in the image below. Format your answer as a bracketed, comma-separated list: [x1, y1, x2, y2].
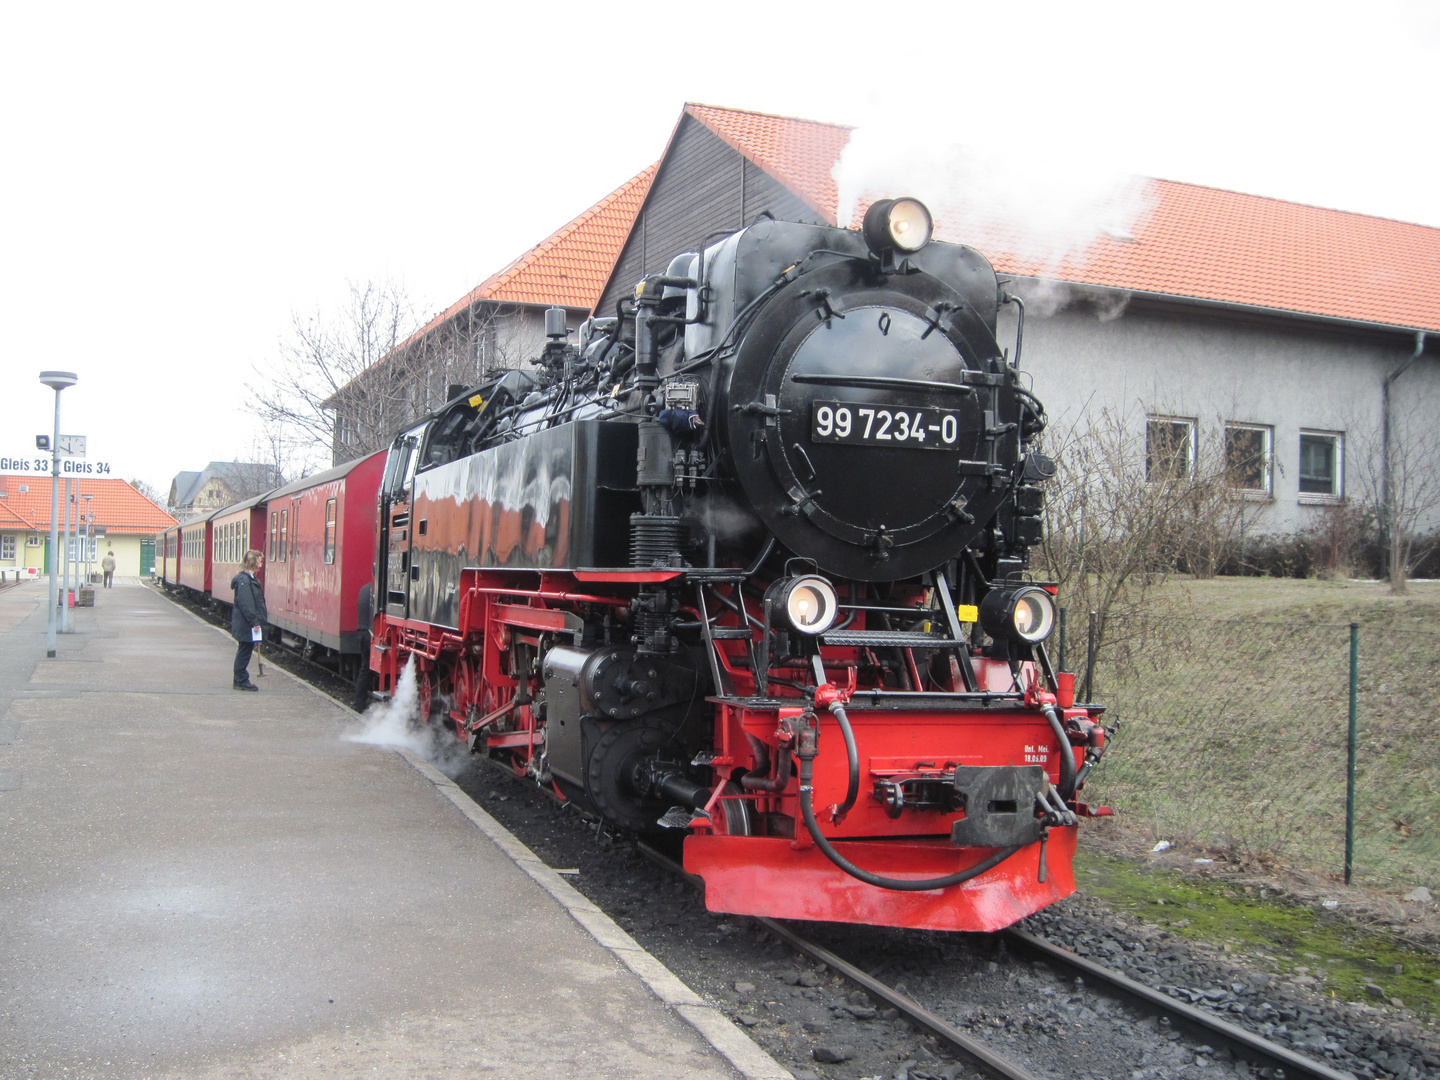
[383, 434, 419, 620]
[287, 495, 302, 614]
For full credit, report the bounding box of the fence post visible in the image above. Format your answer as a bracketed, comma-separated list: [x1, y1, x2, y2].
[1058, 608, 1067, 673]
[1083, 610, 1097, 702]
[1345, 621, 1359, 886]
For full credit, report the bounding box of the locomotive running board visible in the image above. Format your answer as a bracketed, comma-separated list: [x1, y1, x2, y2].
[683, 829, 1076, 933]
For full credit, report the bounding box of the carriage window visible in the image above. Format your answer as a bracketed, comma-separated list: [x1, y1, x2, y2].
[1224, 423, 1272, 495]
[279, 509, 288, 562]
[324, 498, 337, 564]
[1299, 431, 1343, 500]
[1146, 416, 1196, 481]
[269, 513, 278, 560]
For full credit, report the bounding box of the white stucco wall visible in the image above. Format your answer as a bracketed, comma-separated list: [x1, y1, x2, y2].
[998, 294, 1439, 535]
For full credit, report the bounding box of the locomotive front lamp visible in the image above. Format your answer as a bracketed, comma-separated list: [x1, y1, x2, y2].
[862, 197, 934, 255]
[979, 585, 1056, 645]
[767, 575, 839, 635]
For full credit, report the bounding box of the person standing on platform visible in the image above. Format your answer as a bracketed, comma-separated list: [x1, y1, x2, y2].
[101, 550, 116, 588]
[231, 550, 267, 691]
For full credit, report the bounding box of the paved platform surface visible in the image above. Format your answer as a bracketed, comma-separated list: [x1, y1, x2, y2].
[0, 580, 767, 1079]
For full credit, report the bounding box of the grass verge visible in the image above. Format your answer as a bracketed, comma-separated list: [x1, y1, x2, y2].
[1074, 847, 1440, 1018]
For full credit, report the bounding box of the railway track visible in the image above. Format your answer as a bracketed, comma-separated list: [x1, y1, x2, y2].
[637, 843, 1353, 1080]
[148, 583, 1420, 1080]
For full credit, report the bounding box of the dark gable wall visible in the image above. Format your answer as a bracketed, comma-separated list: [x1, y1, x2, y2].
[596, 115, 825, 314]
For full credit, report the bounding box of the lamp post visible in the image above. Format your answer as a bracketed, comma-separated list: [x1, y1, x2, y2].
[82, 493, 94, 585]
[40, 371, 78, 658]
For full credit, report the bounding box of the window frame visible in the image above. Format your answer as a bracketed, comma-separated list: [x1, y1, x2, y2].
[1, 534, 15, 561]
[1224, 422, 1274, 497]
[1298, 429, 1345, 503]
[324, 498, 337, 565]
[1146, 415, 1198, 482]
[279, 509, 288, 563]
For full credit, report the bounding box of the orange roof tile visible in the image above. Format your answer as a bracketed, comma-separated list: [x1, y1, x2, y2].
[684, 105, 1440, 333]
[0, 499, 37, 530]
[684, 104, 852, 224]
[402, 165, 658, 349]
[0, 477, 177, 536]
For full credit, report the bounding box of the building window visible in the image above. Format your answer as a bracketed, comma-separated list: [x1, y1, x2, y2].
[27, 534, 42, 547]
[324, 498, 337, 564]
[1, 535, 14, 561]
[1299, 431, 1343, 500]
[1224, 423, 1272, 495]
[1146, 416, 1196, 481]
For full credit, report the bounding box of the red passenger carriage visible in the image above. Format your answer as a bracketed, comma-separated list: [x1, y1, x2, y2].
[261, 451, 385, 675]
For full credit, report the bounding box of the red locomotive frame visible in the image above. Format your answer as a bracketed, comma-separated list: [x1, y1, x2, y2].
[370, 566, 1108, 932]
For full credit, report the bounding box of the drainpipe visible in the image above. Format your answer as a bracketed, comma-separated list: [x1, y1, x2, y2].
[1382, 331, 1427, 580]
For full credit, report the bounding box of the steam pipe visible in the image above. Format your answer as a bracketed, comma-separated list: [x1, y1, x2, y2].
[1004, 292, 1026, 367]
[1042, 704, 1078, 801]
[741, 731, 792, 793]
[1382, 331, 1426, 580]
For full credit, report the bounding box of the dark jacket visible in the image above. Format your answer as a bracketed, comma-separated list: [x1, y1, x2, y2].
[231, 572, 268, 642]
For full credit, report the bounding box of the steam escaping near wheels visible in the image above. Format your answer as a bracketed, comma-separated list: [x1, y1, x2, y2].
[342, 655, 465, 775]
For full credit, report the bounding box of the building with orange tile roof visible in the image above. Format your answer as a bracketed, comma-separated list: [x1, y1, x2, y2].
[590, 103, 1440, 547]
[0, 475, 176, 579]
[326, 166, 656, 464]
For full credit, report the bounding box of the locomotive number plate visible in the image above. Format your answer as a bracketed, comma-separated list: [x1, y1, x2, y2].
[810, 400, 963, 450]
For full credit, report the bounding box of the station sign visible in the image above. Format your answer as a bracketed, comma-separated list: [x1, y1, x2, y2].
[2, 442, 114, 477]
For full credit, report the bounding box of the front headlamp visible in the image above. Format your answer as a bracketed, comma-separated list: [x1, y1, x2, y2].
[862, 196, 933, 255]
[979, 586, 1056, 645]
[766, 575, 839, 635]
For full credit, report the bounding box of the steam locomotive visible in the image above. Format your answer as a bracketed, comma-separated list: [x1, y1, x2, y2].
[368, 198, 1112, 931]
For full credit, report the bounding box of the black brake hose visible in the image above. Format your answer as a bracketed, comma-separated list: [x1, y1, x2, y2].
[1043, 703, 1078, 800]
[829, 702, 859, 822]
[797, 733, 1021, 892]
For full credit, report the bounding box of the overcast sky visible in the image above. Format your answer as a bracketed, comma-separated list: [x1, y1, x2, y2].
[2, 0, 1436, 498]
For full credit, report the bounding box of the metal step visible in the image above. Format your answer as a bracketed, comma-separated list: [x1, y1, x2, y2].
[821, 630, 964, 648]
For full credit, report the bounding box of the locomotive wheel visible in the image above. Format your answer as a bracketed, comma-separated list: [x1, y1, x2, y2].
[416, 669, 432, 726]
[709, 781, 753, 838]
[451, 658, 477, 739]
[585, 718, 685, 834]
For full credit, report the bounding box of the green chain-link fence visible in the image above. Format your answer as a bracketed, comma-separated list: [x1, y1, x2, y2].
[1066, 614, 1439, 892]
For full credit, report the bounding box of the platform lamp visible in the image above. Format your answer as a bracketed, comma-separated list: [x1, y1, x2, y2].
[40, 370, 77, 659]
[82, 493, 94, 584]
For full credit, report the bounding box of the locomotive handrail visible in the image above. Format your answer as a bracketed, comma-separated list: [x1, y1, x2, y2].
[789, 373, 972, 395]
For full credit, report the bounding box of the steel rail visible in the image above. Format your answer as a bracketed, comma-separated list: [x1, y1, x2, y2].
[148, 577, 1356, 1080]
[637, 844, 1351, 1080]
[1000, 929, 1354, 1080]
[636, 843, 1043, 1080]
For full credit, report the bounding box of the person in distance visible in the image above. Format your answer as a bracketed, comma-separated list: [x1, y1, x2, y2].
[101, 549, 116, 588]
[231, 550, 267, 691]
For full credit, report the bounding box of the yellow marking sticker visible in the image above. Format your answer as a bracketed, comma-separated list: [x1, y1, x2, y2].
[956, 604, 979, 624]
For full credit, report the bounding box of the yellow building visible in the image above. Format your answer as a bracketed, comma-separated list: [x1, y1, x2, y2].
[0, 476, 177, 579]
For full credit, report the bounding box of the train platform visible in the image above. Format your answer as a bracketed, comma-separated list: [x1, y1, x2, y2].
[0, 579, 789, 1080]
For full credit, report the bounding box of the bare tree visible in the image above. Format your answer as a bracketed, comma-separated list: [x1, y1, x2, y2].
[248, 280, 551, 467]
[1351, 395, 1440, 594]
[128, 478, 168, 510]
[246, 280, 415, 459]
[1038, 403, 1253, 684]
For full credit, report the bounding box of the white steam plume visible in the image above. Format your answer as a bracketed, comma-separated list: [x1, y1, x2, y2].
[833, 125, 1156, 278]
[343, 654, 465, 774]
